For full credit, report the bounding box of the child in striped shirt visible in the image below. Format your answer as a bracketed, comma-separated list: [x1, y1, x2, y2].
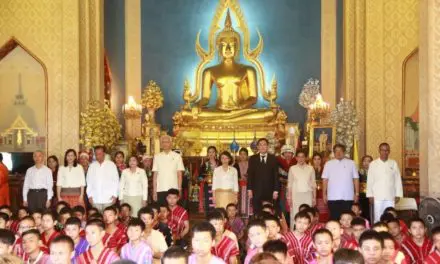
[281, 211, 314, 264]
[401, 218, 434, 263]
[121, 218, 153, 264]
[208, 211, 239, 264]
[76, 219, 120, 264]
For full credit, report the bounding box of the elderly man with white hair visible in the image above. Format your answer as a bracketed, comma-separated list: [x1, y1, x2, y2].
[152, 135, 185, 204]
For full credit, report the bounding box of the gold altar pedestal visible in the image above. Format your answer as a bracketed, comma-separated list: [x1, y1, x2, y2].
[173, 108, 287, 156]
[172, 2, 288, 155]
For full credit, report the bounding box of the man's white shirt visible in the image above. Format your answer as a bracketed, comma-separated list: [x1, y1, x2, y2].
[367, 158, 403, 201]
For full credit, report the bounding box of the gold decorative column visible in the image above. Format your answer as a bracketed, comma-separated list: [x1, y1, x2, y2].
[419, 0, 440, 197]
[343, 0, 366, 156]
[124, 0, 142, 139]
[321, 0, 337, 108]
[79, 0, 105, 107]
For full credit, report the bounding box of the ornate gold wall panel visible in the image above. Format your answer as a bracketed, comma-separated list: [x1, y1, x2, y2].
[419, 0, 440, 197]
[345, 0, 419, 168]
[0, 0, 81, 157]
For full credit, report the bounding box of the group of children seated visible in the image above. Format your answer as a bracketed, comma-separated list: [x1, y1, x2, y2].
[0, 189, 438, 264]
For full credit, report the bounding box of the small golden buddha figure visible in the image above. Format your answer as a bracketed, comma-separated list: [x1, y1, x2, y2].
[178, 11, 277, 124]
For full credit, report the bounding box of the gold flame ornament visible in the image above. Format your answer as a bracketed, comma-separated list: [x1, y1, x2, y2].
[141, 80, 164, 110]
[79, 100, 121, 150]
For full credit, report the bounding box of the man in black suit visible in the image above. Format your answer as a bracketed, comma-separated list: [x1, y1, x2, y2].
[247, 138, 280, 214]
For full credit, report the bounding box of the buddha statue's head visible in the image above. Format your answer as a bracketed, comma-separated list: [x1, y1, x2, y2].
[216, 10, 241, 61]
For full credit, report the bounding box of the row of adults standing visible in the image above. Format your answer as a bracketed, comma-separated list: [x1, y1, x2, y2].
[200, 140, 404, 226]
[17, 134, 403, 225]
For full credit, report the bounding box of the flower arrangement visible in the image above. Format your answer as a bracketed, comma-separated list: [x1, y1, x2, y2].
[299, 78, 321, 108]
[331, 99, 359, 156]
[79, 100, 121, 150]
[141, 80, 164, 110]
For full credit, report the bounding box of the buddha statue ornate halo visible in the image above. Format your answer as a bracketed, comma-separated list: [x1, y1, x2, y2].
[173, 0, 287, 156]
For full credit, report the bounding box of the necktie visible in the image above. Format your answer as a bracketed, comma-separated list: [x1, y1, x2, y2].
[261, 155, 266, 164]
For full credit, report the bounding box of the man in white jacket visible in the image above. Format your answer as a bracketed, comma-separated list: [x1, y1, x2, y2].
[367, 143, 403, 223]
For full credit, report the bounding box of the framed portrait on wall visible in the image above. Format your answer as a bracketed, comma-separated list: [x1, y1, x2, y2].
[309, 125, 336, 157]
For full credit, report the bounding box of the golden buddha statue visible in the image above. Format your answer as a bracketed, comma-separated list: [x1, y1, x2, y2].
[176, 11, 278, 125]
[173, 3, 287, 155]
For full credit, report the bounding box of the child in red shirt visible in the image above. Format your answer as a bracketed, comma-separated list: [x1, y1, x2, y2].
[166, 188, 189, 242]
[102, 206, 128, 252]
[401, 218, 434, 263]
[41, 211, 60, 250]
[208, 210, 239, 263]
[425, 226, 440, 264]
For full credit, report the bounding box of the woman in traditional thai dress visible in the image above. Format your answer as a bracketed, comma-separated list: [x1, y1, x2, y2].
[48, 155, 59, 207]
[359, 155, 373, 221]
[212, 151, 239, 209]
[199, 146, 220, 215]
[277, 145, 297, 225]
[233, 147, 251, 219]
[114, 151, 126, 178]
[57, 149, 86, 207]
[287, 149, 316, 229]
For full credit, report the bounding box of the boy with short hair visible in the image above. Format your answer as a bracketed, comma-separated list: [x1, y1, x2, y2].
[207, 211, 239, 264]
[304, 207, 324, 237]
[384, 207, 409, 234]
[281, 211, 314, 264]
[387, 218, 408, 246]
[166, 189, 189, 242]
[158, 203, 173, 246]
[76, 219, 120, 263]
[102, 206, 128, 252]
[121, 218, 153, 263]
[162, 245, 188, 264]
[309, 229, 333, 264]
[119, 203, 132, 226]
[351, 202, 370, 228]
[345, 217, 367, 250]
[0, 212, 9, 229]
[0, 206, 16, 233]
[401, 218, 434, 263]
[359, 230, 383, 264]
[378, 231, 406, 264]
[245, 219, 269, 264]
[22, 229, 51, 263]
[264, 214, 283, 241]
[12, 216, 36, 258]
[64, 217, 88, 259]
[138, 206, 168, 264]
[58, 207, 72, 228]
[262, 239, 288, 264]
[339, 211, 355, 242]
[189, 222, 225, 264]
[41, 211, 60, 249]
[87, 208, 99, 220]
[324, 220, 344, 252]
[31, 209, 44, 233]
[226, 203, 244, 240]
[72, 206, 87, 228]
[425, 226, 440, 263]
[0, 229, 16, 256]
[49, 235, 75, 264]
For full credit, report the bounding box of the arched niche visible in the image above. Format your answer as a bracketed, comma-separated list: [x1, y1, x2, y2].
[402, 48, 419, 197]
[0, 37, 48, 153]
